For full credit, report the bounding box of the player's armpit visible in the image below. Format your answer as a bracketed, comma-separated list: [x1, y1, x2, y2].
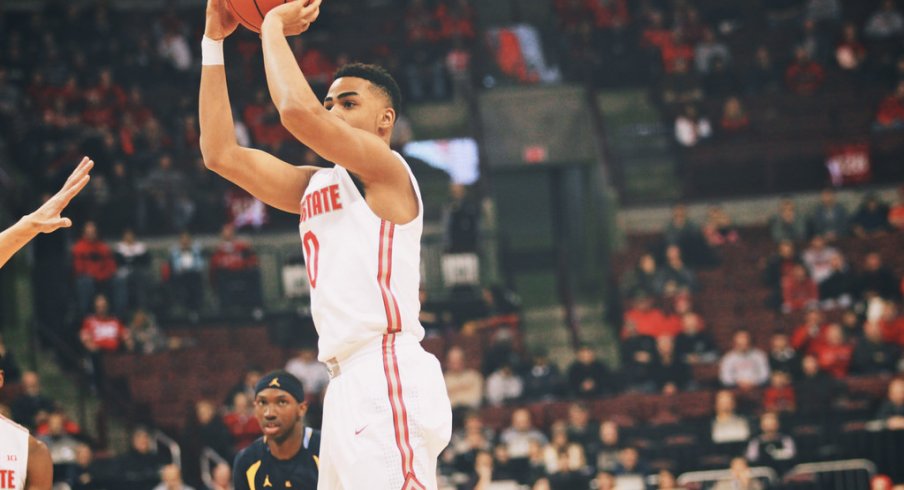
[206, 146, 320, 215]
[25, 437, 52, 490]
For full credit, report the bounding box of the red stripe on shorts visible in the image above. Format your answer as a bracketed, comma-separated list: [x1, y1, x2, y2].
[383, 333, 422, 486]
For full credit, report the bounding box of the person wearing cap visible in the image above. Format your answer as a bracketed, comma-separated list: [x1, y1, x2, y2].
[233, 370, 320, 490]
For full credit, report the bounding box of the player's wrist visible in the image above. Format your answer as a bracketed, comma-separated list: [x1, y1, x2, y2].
[201, 35, 225, 65]
[17, 214, 40, 233]
[260, 13, 283, 34]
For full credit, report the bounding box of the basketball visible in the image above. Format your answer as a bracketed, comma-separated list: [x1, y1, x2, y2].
[227, 0, 294, 33]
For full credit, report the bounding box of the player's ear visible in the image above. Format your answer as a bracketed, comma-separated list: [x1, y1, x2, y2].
[0, 370, 4, 390]
[298, 401, 308, 417]
[378, 107, 395, 131]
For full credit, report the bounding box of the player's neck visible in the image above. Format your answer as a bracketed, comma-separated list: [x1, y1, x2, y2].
[267, 426, 303, 460]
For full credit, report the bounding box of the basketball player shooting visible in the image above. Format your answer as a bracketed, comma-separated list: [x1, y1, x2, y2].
[0, 157, 93, 269]
[199, 1, 452, 489]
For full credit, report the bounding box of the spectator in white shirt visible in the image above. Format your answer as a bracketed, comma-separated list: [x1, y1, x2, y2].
[720, 329, 771, 389]
[865, 0, 904, 39]
[675, 105, 712, 147]
[801, 235, 842, 284]
[500, 408, 548, 460]
[485, 363, 523, 406]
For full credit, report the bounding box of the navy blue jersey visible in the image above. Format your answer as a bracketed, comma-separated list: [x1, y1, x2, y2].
[233, 427, 320, 490]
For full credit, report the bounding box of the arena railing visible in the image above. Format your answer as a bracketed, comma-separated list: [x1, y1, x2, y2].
[153, 429, 182, 470]
[783, 459, 877, 490]
[676, 466, 778, 488]
[200, 446, 229, 489]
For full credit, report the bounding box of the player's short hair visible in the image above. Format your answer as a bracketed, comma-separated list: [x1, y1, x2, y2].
[335, 63, 402, 113]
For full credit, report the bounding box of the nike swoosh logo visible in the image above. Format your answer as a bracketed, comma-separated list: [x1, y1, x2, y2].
[355, 425, 368, 436]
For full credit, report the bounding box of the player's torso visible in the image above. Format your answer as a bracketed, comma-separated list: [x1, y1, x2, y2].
[0, 416, 29, 490]
[241, 432, 320, 490]
[298, 154, 425, 362]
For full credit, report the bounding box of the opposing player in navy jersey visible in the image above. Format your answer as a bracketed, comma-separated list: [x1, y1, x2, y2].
[233, 371, 320, 490]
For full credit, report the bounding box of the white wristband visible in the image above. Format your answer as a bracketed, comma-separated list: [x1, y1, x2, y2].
[201, 36, 225, 66]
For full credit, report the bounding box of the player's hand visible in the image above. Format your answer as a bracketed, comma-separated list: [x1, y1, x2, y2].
[264, 0, 321, 37]
[205, 0, 239, 40]
[23, 157, 93, 234]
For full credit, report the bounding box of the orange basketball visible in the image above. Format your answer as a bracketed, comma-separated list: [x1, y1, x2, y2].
[226, 0, 290, 34]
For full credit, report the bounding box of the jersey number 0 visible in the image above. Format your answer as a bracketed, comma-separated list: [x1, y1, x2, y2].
[303, 231, 320, 288]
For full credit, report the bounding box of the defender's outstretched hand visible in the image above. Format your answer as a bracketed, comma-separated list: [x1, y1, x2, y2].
[0, 156, 93, 268]
[263, 0, 322, 37]
[26, 156, 93, 233]
[205, 0, 239, 40]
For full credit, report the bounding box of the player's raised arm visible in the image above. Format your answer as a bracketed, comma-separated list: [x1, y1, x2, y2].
[0, 157, 93, 269]
[259, 1, 408, 187]
[199, 0, 318, 215]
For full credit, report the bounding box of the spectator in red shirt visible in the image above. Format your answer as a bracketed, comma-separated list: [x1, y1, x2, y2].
[88, 68, 126, 109]
[209, 223, 263, 315]
[405, 0, 439, 43]
[785, 47, 825, 96]
[782, 264, 819, 313]
[586, 0, 628, 29]
[223, 392, 261, 452]
[719, 96, 751, 135]
[72, 221, 123, 317]
[791, 309, 828, 355]
[878, 302, 904, 347]
[875, 80, 904, 129]
[435, 0, 476, 40]
[661, 30, 695, 74]
[80, 294, 131, 394]
[763, 371, 796, 413]
[80, 294, 131, 353]
[888, 186, 904, 229]
[623, 295, 681, 338]
[291, 38, 336, 94]
[641, 10, 672, 54]
[812, 323, 853, 378]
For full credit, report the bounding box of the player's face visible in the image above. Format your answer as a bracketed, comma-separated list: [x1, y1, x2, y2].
[324, 77, 394, 137]
[254, 389, 308, 442]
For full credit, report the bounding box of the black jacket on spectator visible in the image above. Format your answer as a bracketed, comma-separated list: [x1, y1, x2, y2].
[857, 267, 901, 300]
[620, 335, 659, 390]
[769, 348, 799, 377]
[523, 361, 565, 401]
[549, 469, 593, 490]
[850, 339, 899, 375]
[567, 360, 611, 398]
[115, 449, 166, 490]
[851, 203, 891, 233]
[819, 268, 857, 301]
[11, 392, 56, 429]
[796, 371, 843, 415]
[675, 331, 718, 363]
[877, 401, 904, 420]
[651, 355, 691, 391]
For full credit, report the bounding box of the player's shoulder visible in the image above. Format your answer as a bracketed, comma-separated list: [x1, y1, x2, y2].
[233, 437, 266, 469]
[28, 434, 50, 460]
[0, 414, 29, 433]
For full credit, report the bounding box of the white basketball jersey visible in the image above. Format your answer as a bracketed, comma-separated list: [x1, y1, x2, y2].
[299, 152, 425, 362]
[0, 416, 29, 490]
